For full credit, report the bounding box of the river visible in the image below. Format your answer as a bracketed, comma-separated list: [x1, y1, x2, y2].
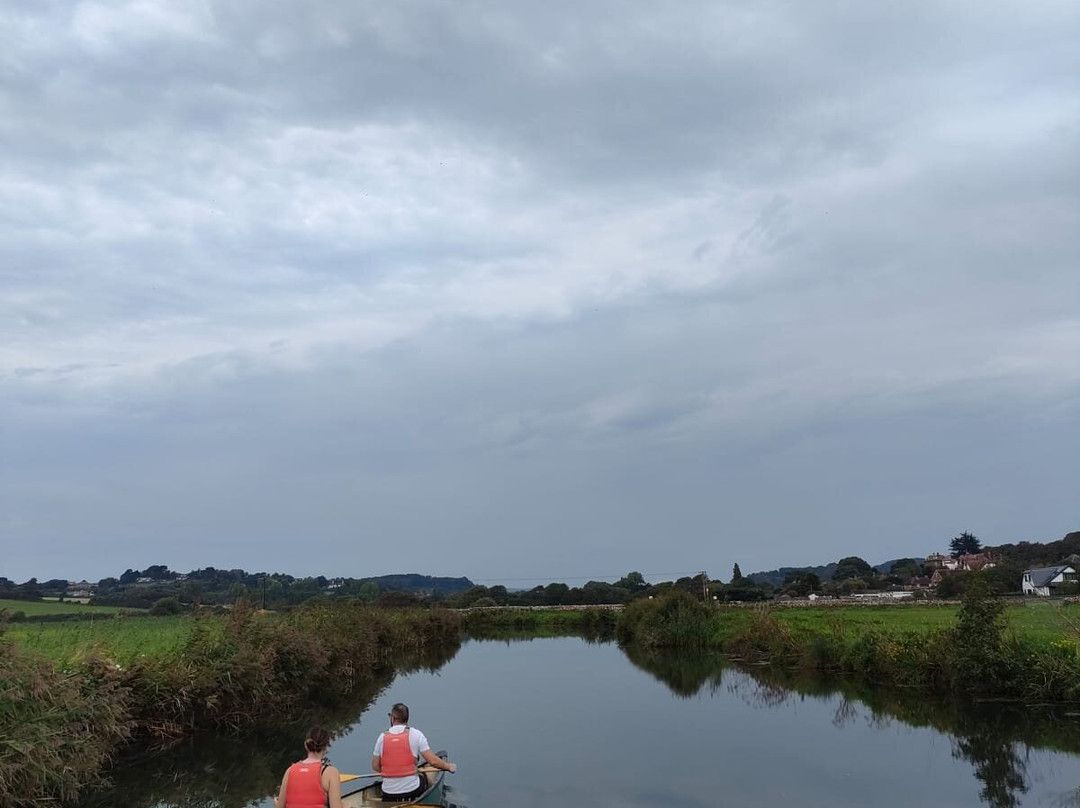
[85, 636, 1080, 807]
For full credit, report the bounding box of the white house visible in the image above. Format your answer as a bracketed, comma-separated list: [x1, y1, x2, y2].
[1022, 565, 1077, 597]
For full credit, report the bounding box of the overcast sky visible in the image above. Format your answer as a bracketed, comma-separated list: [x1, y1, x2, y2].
[2, 0, 1077, 585]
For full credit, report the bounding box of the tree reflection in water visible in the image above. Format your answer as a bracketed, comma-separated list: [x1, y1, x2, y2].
[953, 731, 1029, 808]
[79, 640, 462, 808]
[622, 644, 1080, 808]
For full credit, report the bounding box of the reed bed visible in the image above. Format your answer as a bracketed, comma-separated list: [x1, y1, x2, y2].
[0, 602, 461, 807]
[461, 606, 617, 638]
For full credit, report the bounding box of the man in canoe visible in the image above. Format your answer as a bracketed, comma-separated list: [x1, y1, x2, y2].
[372, 702, 457, 802]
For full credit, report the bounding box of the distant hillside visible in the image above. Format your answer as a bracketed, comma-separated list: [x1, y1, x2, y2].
[987, 531, 1080, 570]
[747, 564, 837, 589]
[359, 573, 474, 595]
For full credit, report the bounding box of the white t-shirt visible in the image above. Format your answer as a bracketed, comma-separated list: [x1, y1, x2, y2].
[373, 725, 430, 795]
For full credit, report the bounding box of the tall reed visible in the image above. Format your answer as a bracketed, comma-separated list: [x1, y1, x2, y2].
[0, 602, 462, 807]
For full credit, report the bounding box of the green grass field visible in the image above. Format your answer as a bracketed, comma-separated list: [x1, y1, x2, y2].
[5, 615, 199, 665]
[0, 598, 134, 616]
[761, 602, 1080, 646]
[10, 601, 1080, 667]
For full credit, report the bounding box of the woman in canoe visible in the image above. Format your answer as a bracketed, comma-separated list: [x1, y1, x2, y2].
[274, 726, 344, 808]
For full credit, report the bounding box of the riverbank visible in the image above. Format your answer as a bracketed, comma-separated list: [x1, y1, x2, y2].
[460, 604, 618, 638]
[8, 588, 1080, 807]
[0, 603, 460, 808]
[614, 585, 1080, 704]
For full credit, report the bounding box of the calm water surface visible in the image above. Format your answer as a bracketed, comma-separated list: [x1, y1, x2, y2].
[90, 637, 1080, 808]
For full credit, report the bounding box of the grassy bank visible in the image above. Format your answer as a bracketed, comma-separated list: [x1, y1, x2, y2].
[0, 597, 134, 617]
[0, 603, 461, 808]
[615, 585, 1080, 704]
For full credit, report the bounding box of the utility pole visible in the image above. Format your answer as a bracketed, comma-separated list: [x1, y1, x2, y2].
[701, 571, 709, 601]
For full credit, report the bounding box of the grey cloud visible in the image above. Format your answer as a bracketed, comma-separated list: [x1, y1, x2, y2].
[2, 0, 1078, 582]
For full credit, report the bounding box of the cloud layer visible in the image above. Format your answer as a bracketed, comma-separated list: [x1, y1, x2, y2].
[2, 0, 1078, 582]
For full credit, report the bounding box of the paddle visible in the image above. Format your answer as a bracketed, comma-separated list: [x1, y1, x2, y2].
[341, 766, 450, 783]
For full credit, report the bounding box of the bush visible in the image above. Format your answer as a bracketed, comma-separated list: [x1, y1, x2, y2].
[616, 591, 715, 648]
[942, 573, 1015, 697]
[149, 597, 182, 616]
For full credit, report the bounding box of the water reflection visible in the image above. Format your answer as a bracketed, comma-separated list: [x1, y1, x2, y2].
[460, 625, 615, 644]
[624, 644, 1080, 808]
[619, 642, 726, 698]
[79, 636, 1080, 808]
[79, 641, 461, 808]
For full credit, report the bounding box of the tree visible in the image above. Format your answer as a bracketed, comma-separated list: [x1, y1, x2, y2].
[615, 572, 648, 592]
[376, 590, 421, 608]
[780, 571, 822, 597]
[181, 579, 203, 601]
[543, 583, 571, 605]
[936, 572, 969, 598]
[453, 586, 491, 608]
[833, 556, 874, 581]
[984, 563, 1022, 595]
[150, 596, 182, 616]
[836, 577, 869, 595]
[888, 558, 921, 579]
[287, 577, 321, 604]
[15, 578, 41, 600]
[950, 531, 982, 558]
[263, 578, 285, 605]
[732, 564, 743, 582]
[355, 581, 380, 602]
[723, 581, 769, 602]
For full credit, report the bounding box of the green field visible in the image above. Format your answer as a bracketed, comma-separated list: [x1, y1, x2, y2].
[6, 615, 199, 665]
[765, 602, 1080, 646]
[10, 601, 1080, 668]
[0, 598, 135, 616]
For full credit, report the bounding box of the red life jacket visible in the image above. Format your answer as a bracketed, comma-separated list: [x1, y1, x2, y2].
[284, 760, 327, 808]
[381, 729, 417, 778]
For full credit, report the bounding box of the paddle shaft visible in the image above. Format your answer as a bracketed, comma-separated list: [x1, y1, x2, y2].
[341, 765, 449, 782]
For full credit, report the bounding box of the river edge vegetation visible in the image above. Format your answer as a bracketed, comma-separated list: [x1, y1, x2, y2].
[5, 575, 1080, 807]
[612, 579, 1080, 704]
[459, 581, 1080, 706]
[0, 603, 461, 808]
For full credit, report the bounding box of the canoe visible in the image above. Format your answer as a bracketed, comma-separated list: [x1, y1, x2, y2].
[341, 751, 450, 807]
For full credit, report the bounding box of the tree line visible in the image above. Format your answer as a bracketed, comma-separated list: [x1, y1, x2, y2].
[3, 530, 1076, 614]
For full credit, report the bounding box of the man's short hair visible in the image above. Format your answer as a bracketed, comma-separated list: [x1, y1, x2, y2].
[390, 702, 410, 723]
